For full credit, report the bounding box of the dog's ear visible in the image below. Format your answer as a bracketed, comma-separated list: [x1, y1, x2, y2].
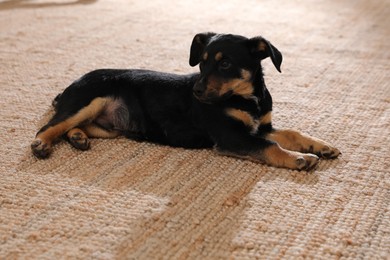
[189, 32, 217, 67]
[248, 36, 283, 72]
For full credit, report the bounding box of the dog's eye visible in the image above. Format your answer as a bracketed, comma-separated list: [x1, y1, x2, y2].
[219, 60, 232, 70]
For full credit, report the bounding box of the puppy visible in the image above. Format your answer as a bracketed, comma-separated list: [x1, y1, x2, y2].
[31, 33, 340, 170]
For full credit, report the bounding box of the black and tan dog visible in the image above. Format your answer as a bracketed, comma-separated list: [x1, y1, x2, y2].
[31, 33, 340, 170]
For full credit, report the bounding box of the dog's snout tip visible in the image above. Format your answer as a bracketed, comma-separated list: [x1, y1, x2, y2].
[193, 89, 204, 97]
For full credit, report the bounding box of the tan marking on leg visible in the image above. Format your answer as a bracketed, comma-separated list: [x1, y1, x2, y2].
[266, 129, 341, 159]
[82, 124, 120, 138]
[36, 97, 109, 144]
[32, 97, 111, 158]
[261, 144, 319, 170]
[67, 128, 88, 140]
[216, 144, 319, 171]
[259, 111, 272, 125]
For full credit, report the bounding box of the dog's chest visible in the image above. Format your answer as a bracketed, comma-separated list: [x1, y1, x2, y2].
[223, 96, 271, 133]
[225, 108, 267, 132]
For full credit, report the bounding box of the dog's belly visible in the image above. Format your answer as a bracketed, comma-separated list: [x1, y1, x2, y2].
[83, 95, 212, 148]
[94, 97, 137, 132]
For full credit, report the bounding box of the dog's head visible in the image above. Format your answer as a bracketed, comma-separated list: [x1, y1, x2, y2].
[189, 33, 282, 103]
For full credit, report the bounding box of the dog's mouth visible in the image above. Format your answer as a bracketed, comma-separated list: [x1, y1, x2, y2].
[193, 90, 233, 104]
[193, 92, 213, 104]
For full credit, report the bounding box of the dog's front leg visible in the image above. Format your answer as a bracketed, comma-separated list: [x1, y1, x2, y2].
[266, 129, 341, 159]
[214, 135, 319, 171]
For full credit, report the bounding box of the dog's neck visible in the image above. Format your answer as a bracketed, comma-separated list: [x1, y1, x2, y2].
[251, 66, 268, 100]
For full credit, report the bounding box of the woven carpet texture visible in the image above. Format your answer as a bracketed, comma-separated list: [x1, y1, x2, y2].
[0, 0, 389, 259]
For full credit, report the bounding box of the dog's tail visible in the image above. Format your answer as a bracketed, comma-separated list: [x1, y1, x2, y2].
[51, 93, 62, 109]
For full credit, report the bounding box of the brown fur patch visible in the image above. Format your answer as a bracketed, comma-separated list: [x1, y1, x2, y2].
[262, 145, 298, 168]
[82, 124, 120, 138]
[67, 128, 88, 140]
[204, 69, 254, 99]
[202, 52, 208, 61]
[259, 112, 272, 125]
[215, 52, 223, 61]
[220, 79, 254, 97]
[267, 129, 317, 152]
[258, 41, 267, 51]
[226, 108, 259, 131]
[36, 97, 110, 144]
[217, 144, 318, 170]
[266, 129, 340, 158]
[240, 69, 251, 80]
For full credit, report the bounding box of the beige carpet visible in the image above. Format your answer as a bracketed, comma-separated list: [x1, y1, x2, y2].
[1, 0, 389, 259]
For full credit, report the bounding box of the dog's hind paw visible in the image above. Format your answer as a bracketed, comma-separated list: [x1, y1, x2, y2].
[68, 130, 90, 151]
[31, 138, 51, 159]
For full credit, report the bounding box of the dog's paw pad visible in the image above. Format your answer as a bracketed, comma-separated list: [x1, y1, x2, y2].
[319, 146, 341, 159]
[296, 154, 319, 171]
[69, 132, 90, 151]
[31, 139, 51, 159]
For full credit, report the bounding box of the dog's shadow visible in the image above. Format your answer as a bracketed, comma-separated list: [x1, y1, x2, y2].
[0, 0, 97, 11]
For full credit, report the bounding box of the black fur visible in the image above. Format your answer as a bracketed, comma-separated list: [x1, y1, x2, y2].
[33, 33, 342, 170]
[35, 33, 281, 154]
[54, 69, 214, 147]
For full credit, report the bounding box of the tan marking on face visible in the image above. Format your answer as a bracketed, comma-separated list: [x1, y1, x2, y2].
[240, 69, 252, 80]
[218, 69, 253, 97]
[258, 41, 267, 51]
[205, 76, 254, 98]
[219, 79, 254, 97]
[36, 97, 111, 144]
[259, 111, 272, 125]
[204, 71, 254, 99]
[215, 52, 223, 61]
[202, 52, 208, 61]
[225, 108, 260, 132]
[205, 75, 222, 97]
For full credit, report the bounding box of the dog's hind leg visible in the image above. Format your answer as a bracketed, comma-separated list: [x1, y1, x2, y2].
[82, 124, 121, 139]
[266, 129, 341, 159]
[66, 124, 120, 151]
[31, 97, 109, 158]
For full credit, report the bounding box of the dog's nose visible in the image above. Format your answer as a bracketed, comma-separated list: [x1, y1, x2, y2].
[193, 83, 205, 97]
[193, 87, 204, 97]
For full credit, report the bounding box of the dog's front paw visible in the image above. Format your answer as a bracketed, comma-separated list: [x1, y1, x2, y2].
[317, 145, 341, 159]
[296, 154, 319, 171]
[31, 138, 52, 159]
